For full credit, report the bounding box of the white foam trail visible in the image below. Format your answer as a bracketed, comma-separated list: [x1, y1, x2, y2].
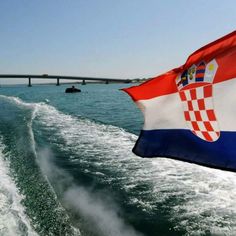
[0, 95, 36, 108]
[0, 139, 38, 236]
[0, 95, 80, 235]
[33, 100, 236, 235]
[64, 186, 143, 236]
[37, 148, 142, 236]
[3, 95, 236, 235]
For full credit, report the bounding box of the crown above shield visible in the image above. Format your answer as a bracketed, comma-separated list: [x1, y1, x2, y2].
[176, 59, 218, 90]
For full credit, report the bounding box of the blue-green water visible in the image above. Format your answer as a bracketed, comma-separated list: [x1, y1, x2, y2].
[1, 84, 236, 236]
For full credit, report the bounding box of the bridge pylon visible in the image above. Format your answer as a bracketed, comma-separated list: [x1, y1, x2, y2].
[28, 77, 32, 87]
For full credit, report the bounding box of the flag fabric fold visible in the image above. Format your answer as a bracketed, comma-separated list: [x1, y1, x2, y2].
[123, 31, 236, 171]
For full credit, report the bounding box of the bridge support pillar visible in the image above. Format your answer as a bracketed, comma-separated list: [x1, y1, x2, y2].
[56, 78, 60, 86]
[105, 80, 109, 84]
[82, 79, 86, 85]
[28, 77, 32, 87]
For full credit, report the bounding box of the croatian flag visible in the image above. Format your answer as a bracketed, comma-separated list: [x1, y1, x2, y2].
[123, 31, 236, 171]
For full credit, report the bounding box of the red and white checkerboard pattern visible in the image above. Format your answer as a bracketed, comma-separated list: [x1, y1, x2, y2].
[179, 84, 220, 142]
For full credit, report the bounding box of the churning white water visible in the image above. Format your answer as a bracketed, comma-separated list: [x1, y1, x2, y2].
[2, 95, 236, 235]
[34, 100, 236, 235]
[0, 139, 38, 236]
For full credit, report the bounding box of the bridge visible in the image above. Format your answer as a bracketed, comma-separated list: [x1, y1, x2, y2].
[0, 74, 132, 86]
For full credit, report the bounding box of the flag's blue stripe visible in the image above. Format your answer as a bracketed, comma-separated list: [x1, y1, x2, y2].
[133, 129, 236, 172]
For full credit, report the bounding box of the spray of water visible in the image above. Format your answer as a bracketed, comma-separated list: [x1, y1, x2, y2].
[3, 95, 236, 235]
[0, 139, 38, 236]
[0, 95, 81, 236]
[33, 99, 236, 235]
[37, 147, 143, 236]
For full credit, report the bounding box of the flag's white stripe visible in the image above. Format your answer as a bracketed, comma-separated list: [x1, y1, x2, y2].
[214, 78, 236, 131]
[136, 78, 236, 131]
[136, 93, 187, 130]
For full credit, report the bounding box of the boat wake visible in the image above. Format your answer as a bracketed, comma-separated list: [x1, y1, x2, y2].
[32, 96, 236, 235]
[1, 95, 236, 235]
[0, 95, 80, 236]
[0, 138, 38, 236]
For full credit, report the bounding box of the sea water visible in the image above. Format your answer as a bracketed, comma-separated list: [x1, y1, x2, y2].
[0, 83, 236, 236]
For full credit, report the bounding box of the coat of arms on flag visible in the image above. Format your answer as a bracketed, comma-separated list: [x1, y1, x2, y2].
[123, 31, 236, 172]
[176, 59, 219, 142]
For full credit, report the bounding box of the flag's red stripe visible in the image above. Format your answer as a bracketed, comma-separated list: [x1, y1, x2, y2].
[122, 69, 179, 101]
[123, 31, 236, 101]
[184, 31, 236, 69]
[213, 47, 236, 83]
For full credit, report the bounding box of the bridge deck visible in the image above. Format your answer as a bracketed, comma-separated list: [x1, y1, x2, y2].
[0, 74, 131, 83]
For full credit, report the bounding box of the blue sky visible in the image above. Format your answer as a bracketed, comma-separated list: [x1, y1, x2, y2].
[0, 0, 235, 84]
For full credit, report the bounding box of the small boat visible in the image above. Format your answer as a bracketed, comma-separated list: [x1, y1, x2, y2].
[65, 86, 81, 93]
